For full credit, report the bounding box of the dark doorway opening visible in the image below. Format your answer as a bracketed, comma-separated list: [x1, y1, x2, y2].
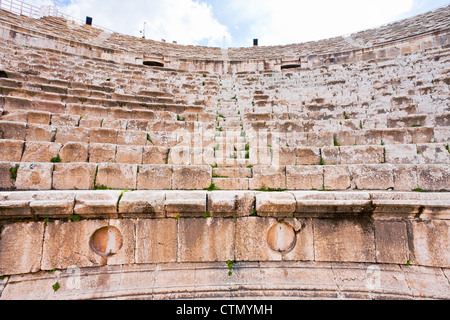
[143, 61, 164, 67]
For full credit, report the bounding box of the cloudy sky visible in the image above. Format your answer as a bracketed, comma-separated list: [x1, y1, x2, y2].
[27, 0, 450, 48]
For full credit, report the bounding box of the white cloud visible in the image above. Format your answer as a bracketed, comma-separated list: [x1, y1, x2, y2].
[228, 0, 415, 46]
[53, 0, 231, 47]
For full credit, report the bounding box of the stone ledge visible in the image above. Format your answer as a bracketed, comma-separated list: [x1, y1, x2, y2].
[0, 190, 448, 220]
[0, 262, 448, 300]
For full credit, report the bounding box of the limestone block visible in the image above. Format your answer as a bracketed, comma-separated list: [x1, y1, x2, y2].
[276, 147, 296, 165]
[54, 127, 90, 144]
[168, 146, 190, 165]
[314, 218, 376, 263]
[74, 190, 123, 217]
[408, 127, 433, 144]
[115, 145, 143, 164]
[59, 142, 89, 163]
[95, 163, 137, 190]
[165, 191, 207, 217]
[417, 164, 449, 191]
[90, 128, 118, 144]
[29, 191, 76, 218]
[15, 163, 53, 190]
[385, 144, 418, 164]
[433, 127, 449, 143]
[307, 132, 333, 147]
[51, 114, 79, 127]
[118, 191, 165, 218]
[89, 143, 116, 163]
[286, 166, 323, 190]
[0, 191, 36, 218]
[212, 178, 249, 190]
[381, 129, 409, 145]
[417, 144, 450, 164]
[355, 130, 382, 146]
[52, 163, 97, 190]
[41, 219, 135, 270]
[25, 124, 55, 142]
[249, 166, 286, 190]
[117, 130, 147, 146]
[172, 165, 211, 190]
[321, 147, 341, 165]
[135, 219, 177, 263]
[256, 192, 296, 217]
[142, 146, 169, 165]
[179, 218, 235, 262]
[27, 111, 51, 125]
[148, 131, 177, 147]
[0, 222, 44, 275]
[0, 121, 27, 140]
[213, 167, 252, 178]
[409, 220, 450, 268]
[137, 165, 172, 190]
[334, 131, 356, 146]
[21, 141, 62, 162]
[393, 165, 418, 191]
[349, 165, 394, 190]
[235, 217, 312, 262]
[190, 147, 215, 166]
[374, 221, 409, 264]
[102, 118, 128, 130]
[323, 166, 351, 190]
[0, 163, 16, 190]
[295, 147, 321, 165]
[339, 146, 384, 164]
[0, 140, 23, 162]
[248, 147, 272, 165]
[207, 191, 255, 217]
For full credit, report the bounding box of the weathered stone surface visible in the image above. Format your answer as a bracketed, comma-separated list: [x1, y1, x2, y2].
[29, 191, 76, 218]
[15, 163, 53, 190]
[135, 219, 177, 263]
[385, 144, 418, 164]
[295, 147, 321, 165]
[117, 130, 147, 146]
[321, 146, 341, 165]
[52, 163, 97, 190]
[212, 178, 249, 190]
[95, 163, 137, 190]
[118, 191, 165, 218]
[41, 219, 135, 270]
[417, 144, 450, 164]
[349, 165, 394, 190]
[172, 165, 211, 190]
[249, 166, 286, 190]
[256, 192, 296, 217]
[137, 165, 172, 190]
[89, 128, 118, 144]
[0, 163, 17, 190]
[374, 221, 409, 264]
[74, 191, 122, 217]
[25, 124, 55, 142]
[417, 164, 450, 191]
[340, 146, 384, 164]
[165, 191, 207, 217]
[142, 146, 169, 165]
[89, 143, 116, 163]
[167, 146, 190, 165]
[54, 127, 89, 144]
[0, 140, 23, 162]
[179, 218, 235, 262]
[115, 145, 143, 164]
[323, 166, 351, 190]
[21, 141, 61, 162]
[393, 165, 418, 191]
[59, 142, 89, 163]
[0, 222, 44, 275]
[409, 220, 450, 268]
[27, 111, 51, 125]
[0, 121, 27, 140]
[286, 166, 323, 190]
[207, 191, 255, 217]
[314, 218, 376, 263]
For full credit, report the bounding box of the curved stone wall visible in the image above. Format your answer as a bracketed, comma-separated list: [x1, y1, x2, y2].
[0, 4, 449, 300]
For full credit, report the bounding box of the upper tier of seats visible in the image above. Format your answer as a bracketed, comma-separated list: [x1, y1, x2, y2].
[0, 5, 448, 192]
